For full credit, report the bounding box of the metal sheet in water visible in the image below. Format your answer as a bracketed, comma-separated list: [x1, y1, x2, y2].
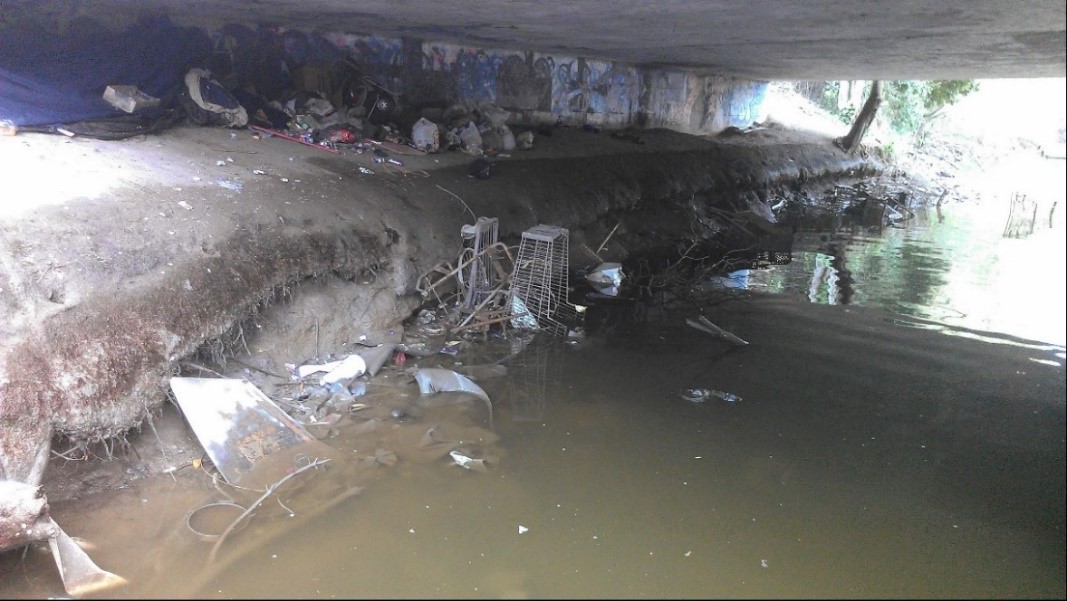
[169, 377, 315, 485]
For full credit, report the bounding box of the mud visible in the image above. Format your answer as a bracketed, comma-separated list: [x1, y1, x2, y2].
[0, 122, 883, 546]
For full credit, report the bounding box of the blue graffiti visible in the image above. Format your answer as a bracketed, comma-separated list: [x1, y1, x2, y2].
[722, 82, 768, 126]
[454, 49, 501, 104]
[552, 59, 639, 116]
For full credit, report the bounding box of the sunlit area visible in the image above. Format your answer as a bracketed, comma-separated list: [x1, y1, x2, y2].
[0, 134, 127, 218]
[751, 78, 1067, 347]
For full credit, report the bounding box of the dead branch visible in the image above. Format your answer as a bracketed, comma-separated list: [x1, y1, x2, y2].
[207, 457, 332, 564]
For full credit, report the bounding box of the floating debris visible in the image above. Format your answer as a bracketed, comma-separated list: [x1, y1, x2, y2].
[680, 389, 742, 403]
[685, 315, 749, 346]
[450, 450, 488, 472]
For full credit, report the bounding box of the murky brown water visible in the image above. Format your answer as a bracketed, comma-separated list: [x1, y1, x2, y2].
[4, 288, 1063, 599]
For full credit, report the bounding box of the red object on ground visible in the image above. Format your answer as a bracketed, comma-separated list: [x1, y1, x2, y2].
[394, 351, 407, 367]
[247, 124, 340, 155]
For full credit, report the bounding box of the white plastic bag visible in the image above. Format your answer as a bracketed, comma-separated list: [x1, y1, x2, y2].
[456, 121, 483, 155]
[412, 117, 440, 152]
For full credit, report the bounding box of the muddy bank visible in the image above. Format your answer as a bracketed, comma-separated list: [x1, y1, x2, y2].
[0, 124, 880, 530]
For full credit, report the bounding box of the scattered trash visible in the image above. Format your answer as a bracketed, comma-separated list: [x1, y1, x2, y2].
[249, 124, 340, 155]
[215, 160, 226, 166]
[509, 295, 539, 330]
[48, 517, 129, 596]
[387, 158, 403, 166]
[680, 389, 742, 403]
[354, 343, 395, 377]
[500, 126, 516, 151]
[457, 121, 483, 155]
[297, 360, 337, 378]
[517, 525, 529, 534]
[168, 377, 318, 485]
[217, 179, 242, 191]
[760, 559, 769, 568]
[685, 315, 749, 346]
[176, 201, 192, 211]
[319, 354, 367, 385]
[414, 368, 490, 403]
[439, 341, 462, 356]
[252, 169, 267, 175]
[358, 166, 374, 175]
[102, 85, 160, 114]
[185, 502, 248, 542]
[206, 456, 340, 564]
[510, 225, 580, 336]
[449, 450, 488, 472]
[412, 117, 440, 152]
[594, 221, 622, 257]
[584, 262, 624, 296]
[469, 157, 492, 179]
[516, 130, 534, 150]
[180, 68, 248, 127]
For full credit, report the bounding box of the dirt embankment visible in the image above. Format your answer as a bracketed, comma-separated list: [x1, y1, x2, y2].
[0, 123, 880, 496]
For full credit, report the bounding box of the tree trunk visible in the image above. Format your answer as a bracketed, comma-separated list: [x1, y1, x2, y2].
[837, 80, 882, 154]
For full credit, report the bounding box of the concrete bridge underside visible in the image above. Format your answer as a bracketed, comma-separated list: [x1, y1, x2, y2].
[10, 0, 1064, 80]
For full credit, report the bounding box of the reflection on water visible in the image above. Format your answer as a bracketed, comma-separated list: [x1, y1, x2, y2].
[728, 196, 1067, 347]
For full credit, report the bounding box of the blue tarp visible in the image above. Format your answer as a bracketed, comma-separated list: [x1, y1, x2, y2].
[0, 17, 211, 127]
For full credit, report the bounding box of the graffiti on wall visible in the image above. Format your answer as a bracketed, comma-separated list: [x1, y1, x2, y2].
[212, 24, 766, 133]
[646, 70, 690, 125]
[421, 43, 640, 116]
[496, 53, 553, 111]
[421, 44, 510, 105]
[698, 78, 768, 131]
[550, 57, 641, 116]
[722, 81, 767, 125]
[323, 33, 402, 67]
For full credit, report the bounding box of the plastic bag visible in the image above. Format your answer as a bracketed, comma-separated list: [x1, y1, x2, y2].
[412, 117, 440, 152]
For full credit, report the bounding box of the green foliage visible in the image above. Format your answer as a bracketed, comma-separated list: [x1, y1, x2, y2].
[809, 79, 978, 135]
[879, 140, 897, 161]
[924, 80, 980, 113]
[819, 82, 858, 124]
[835, 105, 857, 125]
[882, 80, 979, 134]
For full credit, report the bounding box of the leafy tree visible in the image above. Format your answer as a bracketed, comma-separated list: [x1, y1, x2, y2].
[882, 80, 979, 135]
[808, 79, 979, 141]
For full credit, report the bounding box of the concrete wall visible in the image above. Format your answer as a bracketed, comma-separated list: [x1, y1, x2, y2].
[313, 32, 767, 133]
[3, 2, 768, 135]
